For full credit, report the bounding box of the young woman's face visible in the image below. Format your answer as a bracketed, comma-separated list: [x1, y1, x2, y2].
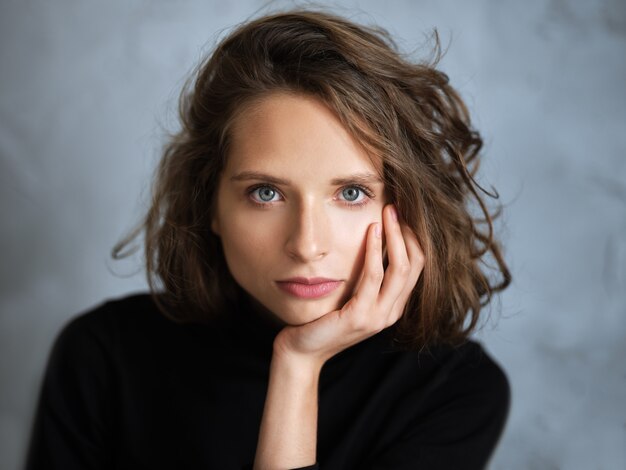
[212, 93, 386, 326]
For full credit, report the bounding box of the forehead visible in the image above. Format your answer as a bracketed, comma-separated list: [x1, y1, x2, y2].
[225, 93, 381, 177]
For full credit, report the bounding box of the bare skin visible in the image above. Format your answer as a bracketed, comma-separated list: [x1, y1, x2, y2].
[253, 205, 424, 469]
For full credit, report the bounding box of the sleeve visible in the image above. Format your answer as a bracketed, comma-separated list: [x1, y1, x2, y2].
[367, 347, 510, 470]
[24, 312, 116, 470]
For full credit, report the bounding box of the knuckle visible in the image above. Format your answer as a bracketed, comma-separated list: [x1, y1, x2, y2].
[340, 300, 355, 318]
[388, 263, 410, 279]
[348, 313, 370, 331]
[397, 262, 411, 275]
[367, 268, 384, 283]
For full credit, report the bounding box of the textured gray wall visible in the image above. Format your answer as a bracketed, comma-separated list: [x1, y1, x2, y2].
[1, 1, 625, 469]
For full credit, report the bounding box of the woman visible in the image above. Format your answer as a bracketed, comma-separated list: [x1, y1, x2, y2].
[26, 10, 511, 470]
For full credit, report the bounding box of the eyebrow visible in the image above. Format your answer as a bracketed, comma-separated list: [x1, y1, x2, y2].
[230, 170, 383, 186]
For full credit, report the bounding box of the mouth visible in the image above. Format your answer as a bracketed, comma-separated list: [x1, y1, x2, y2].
[275, 277, 343, 299]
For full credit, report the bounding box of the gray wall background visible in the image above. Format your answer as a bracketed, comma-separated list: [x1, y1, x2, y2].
[1, 0, 625, 468]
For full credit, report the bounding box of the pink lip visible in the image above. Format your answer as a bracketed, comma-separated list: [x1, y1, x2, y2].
[276, 277, 342, 299]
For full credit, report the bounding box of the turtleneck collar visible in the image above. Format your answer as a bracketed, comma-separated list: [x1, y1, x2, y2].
[214, 284, 399, 370]
[216, 286, 283, 359]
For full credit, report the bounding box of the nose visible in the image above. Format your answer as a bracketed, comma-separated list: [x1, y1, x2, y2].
[284, 199, 330, 262]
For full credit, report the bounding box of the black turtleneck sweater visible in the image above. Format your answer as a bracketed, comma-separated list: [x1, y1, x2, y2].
[25, 293, 509, 470]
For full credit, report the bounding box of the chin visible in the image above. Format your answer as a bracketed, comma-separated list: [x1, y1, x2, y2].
[277, 299, 343, 326]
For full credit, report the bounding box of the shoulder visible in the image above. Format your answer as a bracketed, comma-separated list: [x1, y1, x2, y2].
[52, 293, 163, 360]
[413, 340, 510, 450]
[441, 340, 509, 401]
[455, 342, 509, 437]
[363, 332, 511, 429]
[415, 340, 510, 419]
[359, 338, 510, 468]
[66, 292, 159, 325]
[382, 333, 509, 401]
[27, 293, 161, 468]
[61, 292, 161, 332]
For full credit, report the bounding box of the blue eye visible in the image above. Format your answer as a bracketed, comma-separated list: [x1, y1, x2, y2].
[250, 186, 280, 203]
[340, 186, 364, 203]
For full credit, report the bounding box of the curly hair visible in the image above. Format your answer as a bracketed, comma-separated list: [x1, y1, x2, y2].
[114, 10, 510, 349]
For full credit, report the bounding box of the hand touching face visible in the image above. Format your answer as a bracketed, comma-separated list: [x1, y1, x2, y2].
[273, 203, 424, 366]
[212, 93, 388, 326]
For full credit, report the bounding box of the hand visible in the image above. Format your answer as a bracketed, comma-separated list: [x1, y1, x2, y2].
[273, 204, 425, 368]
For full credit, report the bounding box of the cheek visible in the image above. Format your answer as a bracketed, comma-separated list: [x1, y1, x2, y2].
[219, 213, 282, 267]
[334, 220, 368, 252]
[331, 212, 375, 278]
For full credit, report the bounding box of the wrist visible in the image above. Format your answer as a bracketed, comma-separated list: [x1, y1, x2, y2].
[271, 343, 324, 381]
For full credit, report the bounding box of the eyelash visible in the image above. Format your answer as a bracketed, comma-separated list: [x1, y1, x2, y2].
[247, 185, 281, 207]
[247, 184, 375, 208]
[339, 184, 375, 207]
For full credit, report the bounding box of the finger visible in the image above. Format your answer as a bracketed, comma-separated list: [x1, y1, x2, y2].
[387, 224, 424, 320]
[378, 205, 411, 311]
[402, 224, 425, 278]
[342, 221, 384, 318]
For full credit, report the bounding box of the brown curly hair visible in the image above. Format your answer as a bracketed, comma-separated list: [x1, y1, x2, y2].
[114, 10, 511, 349]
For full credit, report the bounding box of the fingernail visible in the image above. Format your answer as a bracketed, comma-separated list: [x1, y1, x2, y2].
[375, 223, 382, 238]
[390, 205, 398, 222]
